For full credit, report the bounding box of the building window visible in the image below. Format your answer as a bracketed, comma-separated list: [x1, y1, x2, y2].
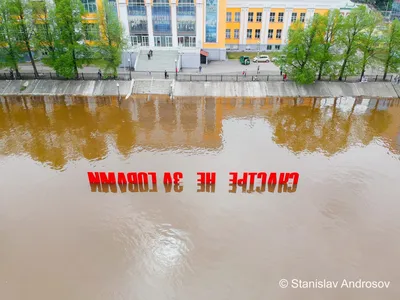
[225, 29, 231, 38]
[269, 12, 275, 22]
[256, 12, 262, 22]
[81, 0, 97, 13]
[291, 12, 297, 23]
[248, 12, 254, 22]
[235, 12, 240, 22]
[83, 23, 100, 40]
[247, 29, 252, 38]
[177, 0, 195, 34]
[300, 12, 306, 22]
[275, 45, 281, 50]
[267, 45, 272, 50]
[268, 29, 273, 38]
[255, 29, 260, 38]
[278, 12, 284, 22]
[234, 29, 239, 39]
[226, 12, 232, 22]
[276, 29, 282, 39]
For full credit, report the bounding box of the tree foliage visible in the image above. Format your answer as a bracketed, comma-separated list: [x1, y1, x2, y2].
[314, 9, 342, 80]
[281, 4, 400, 84]
[0, 0, 25, 76]
[283, 19, 324, 84]
[379, 19, 400, 80]
[95, 0, 127, 77]
[9, 0, 39, 77]
[53, 0, 90, 79]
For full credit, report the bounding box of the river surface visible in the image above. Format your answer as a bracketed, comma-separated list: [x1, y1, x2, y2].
[1, 95, 400, 300]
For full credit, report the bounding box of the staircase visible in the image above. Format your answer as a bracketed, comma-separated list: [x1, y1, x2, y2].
[135, 50, 179, 72]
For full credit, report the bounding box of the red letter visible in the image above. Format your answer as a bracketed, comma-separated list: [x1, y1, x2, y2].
[279, 173, 290, 185]
[229, 172, 238, 184]
[257, 172, 267, 184]
[88, 172, 100, 184]
[268, 173, 277, 185]
[248, 172, 257, 184]
[206, 172, 216, 184]
[117, 172, 127, 184]
[127, 172, 138, 184]
[163, 172, 172, 184]
[148, 172, 157, 184]
[289, 172, 299, 185]
[138, 172, 148, 184]
[99, 172, 116, 184]
[197, 172, 205, 184]
[173, 172, 183, 184]
[237, 172, 248, 185]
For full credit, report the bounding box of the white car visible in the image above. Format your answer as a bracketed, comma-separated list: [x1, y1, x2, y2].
[253, 55, 270, 63]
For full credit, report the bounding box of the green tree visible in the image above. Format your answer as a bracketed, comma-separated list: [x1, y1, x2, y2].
[9, 0, 39, 78]
[314, 9, 342, 80]
[337, 5, 370, 81]
[283, 19, 323, 84]
[0, 0, 24, 77]
[380, 19, 400, 80]
[32, 0, 58, 69]
[53, 0, 91, 79]
[95, 0, 127, 78]
[358, 11, 383, 80]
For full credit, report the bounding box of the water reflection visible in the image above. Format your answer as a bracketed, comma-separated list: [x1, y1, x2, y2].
[1, 96, 399, 171]
[1, 95, 400, 300]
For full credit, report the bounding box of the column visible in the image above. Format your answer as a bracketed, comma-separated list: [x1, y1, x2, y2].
[281, 8, 292, 45]
[239, 7, 249, 45]
[145, 0, 155, 47]
[304, 8, 315, 27]
[170, 0, 178, 47]
[196, 0, 203, 48]
[117, 0, 130, 41]
[260, 7, 271, 45]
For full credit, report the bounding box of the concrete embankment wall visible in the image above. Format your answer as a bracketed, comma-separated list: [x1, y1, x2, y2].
[1, 79, 400, 98]
[172, 81, 400, 98]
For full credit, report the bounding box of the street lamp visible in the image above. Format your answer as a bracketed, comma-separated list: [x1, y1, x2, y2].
[128, 58, 132, 80]
[175, 59, 178, 79]
[116, 82, 120, 103]
[257, 41, 261, 74]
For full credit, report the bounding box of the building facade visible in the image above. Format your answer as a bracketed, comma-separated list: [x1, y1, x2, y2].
[50, 0, 358, 66]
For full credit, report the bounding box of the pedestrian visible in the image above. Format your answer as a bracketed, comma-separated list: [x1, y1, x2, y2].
[9, 68, 14, 80]
[148, 53, 150, 60]
[98, 69, 102, 80]
[199, 65, 202, 73]
[165, 70, 168, 79]
[397, 75, 400, 84]
[150, 49, 153, 57]
[283, 73, 287, 81]
[257, 65, 260, 74]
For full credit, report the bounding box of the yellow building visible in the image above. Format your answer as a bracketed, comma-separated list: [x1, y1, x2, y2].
[37, 0, 358, 68]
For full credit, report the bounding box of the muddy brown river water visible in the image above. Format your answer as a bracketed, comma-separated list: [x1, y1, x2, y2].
[1, 95, 400, 300]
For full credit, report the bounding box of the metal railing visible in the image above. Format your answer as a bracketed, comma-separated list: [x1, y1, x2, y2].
[0, 72, 132, 81]
[0, 71, 395, 83]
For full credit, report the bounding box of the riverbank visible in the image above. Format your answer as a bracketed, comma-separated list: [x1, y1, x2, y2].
[1, 79, 400, 98]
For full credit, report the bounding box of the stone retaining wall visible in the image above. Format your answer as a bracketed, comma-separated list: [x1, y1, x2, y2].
[1, 79, 400, 98]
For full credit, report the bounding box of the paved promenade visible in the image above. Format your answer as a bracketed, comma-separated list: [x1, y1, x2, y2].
[0, 60, 389, 77]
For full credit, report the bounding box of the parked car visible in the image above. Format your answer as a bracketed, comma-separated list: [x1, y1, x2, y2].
[240, 56, 251, 65]
[253, 55, 270, 63]
[271, 55, 286, 63]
